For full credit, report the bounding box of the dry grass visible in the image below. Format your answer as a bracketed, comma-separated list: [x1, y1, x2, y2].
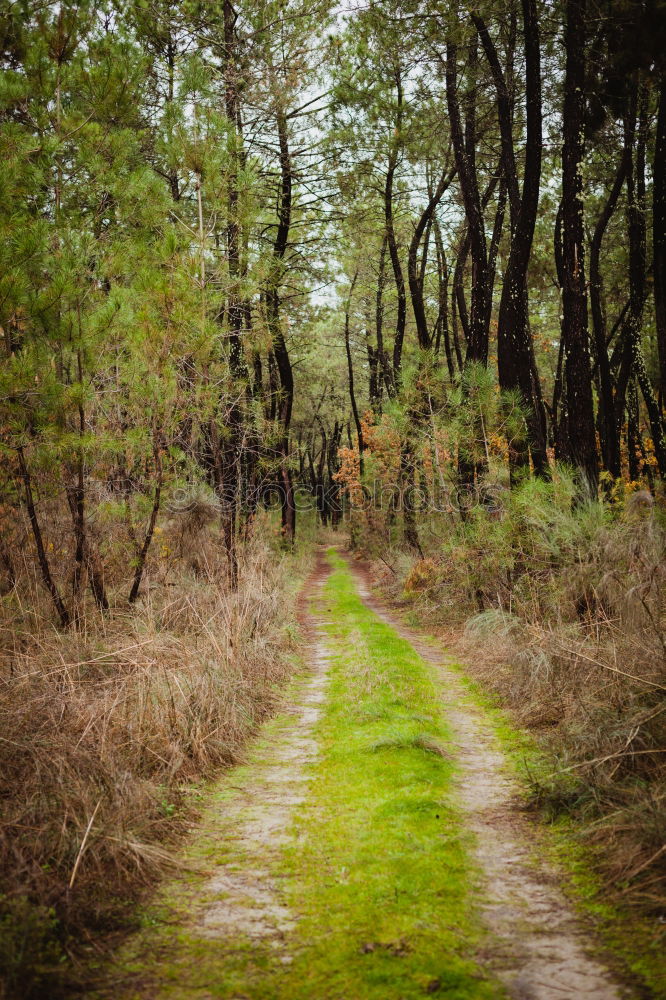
[0, 509, 309, 999]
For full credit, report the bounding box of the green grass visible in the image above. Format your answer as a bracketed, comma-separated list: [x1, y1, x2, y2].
[103, 549, 501, 1000]
[274, 549, 500, 999]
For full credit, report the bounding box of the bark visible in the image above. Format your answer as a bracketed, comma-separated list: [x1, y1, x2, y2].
[400, 444, 422, 555]
[560, 0, 598, 496]
[654, 77, 666, 407]
[17, 447, 70, 628]
[589, 148, 627, 478]
[128, 444, 162, 604]
[385, 70, 407, 390]
[166, 35, 180, 202]
[65, 481, 108, 615]
[445, 39, 492, 364]
[453, 233, 471, 346]
[476, 0, 548, 480]
[219, 0, 248, 585]
[365, 317, 381, 413]
[314, 429, 328, 525]
[266, 105, 296, 543]
[327, 421, 343, 528]
[432, 211, 455, 376]
[627, 378, 641, 481]
[344, 272, 364, 474]
[407, 165, 456, 350]
[373, 234, 389, 408]
[623, 90, 666, 476]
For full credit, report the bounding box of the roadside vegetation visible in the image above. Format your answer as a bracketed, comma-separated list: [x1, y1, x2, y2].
[0, 510, 312, 999]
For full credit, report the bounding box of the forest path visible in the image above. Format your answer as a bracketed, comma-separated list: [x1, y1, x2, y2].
[104, 548, 629, 1000]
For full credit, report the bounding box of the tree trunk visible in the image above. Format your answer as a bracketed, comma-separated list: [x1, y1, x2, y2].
[385, 71, 407, 391]
[407, 164, 456, 351]
[400, 444, 422, 554]
[589, 149, 627, 478]
[267, 105, 296, 543]
[344, 272, 364, 474]
[17, 447, 70, 628]
[129, 444, 163, 604]
[625, 88, 666, 477]
[478, 0, 548, 481]
[445, 38, 492, 365]
[654, 76, 666, 409]
[560, 0, 598, 496]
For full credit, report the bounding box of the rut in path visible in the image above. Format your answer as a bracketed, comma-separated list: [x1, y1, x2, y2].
[189, 551, 334, 956]
[113, 549, 630, 1000]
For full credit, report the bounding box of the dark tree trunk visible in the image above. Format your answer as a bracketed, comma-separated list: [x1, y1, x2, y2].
[589, 149, 627, 478]
[400, 444, 422, 555]
[129, 443, 163, 604]
[327, 421, 343, 528]
[267, 106, 296, 543]
[560, 0, 598, 496]
[365, 331, 381, 412]
[654, 77, 666, 408]
[453, 232, 471, 347]
[219, 0, 248, 586]
[407, 165, 456, 351]
[627, 379, 641, 481]
[432, 211, 455, 376]
[17, 447, 70, 628]
[445, 39, 492, 365]
[477, 0, 548, 481]
[385, 71, 406, 391]
[624, 89, 666, 477]
[344, 272, 364, 474]
[375, 233, 392, 402]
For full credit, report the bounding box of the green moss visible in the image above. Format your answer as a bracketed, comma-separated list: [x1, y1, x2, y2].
[273, 549, 501, 999]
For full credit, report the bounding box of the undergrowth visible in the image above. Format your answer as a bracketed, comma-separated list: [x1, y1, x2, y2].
[0, 507, 314, 999]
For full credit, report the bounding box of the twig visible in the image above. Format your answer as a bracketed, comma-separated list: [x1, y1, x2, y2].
[69, 797, 103, 890]
[531, 629, 666, 691]
[617, 844, 666, 891]
[547, 747, 666, 779]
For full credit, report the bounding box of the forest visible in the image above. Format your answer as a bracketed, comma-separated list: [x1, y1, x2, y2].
[1, 0, 665, 997]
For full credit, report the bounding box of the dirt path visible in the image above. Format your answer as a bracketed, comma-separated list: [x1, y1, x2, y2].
[189, 551, 333, 957]
[109, 549, 632, 1000]
[350, 560, 627, 1000]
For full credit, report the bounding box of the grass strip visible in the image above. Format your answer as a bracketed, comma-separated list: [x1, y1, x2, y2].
[273, 549, 500, 999]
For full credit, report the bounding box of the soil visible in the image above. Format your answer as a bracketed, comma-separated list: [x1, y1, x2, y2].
[189, 548, 333, 956]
